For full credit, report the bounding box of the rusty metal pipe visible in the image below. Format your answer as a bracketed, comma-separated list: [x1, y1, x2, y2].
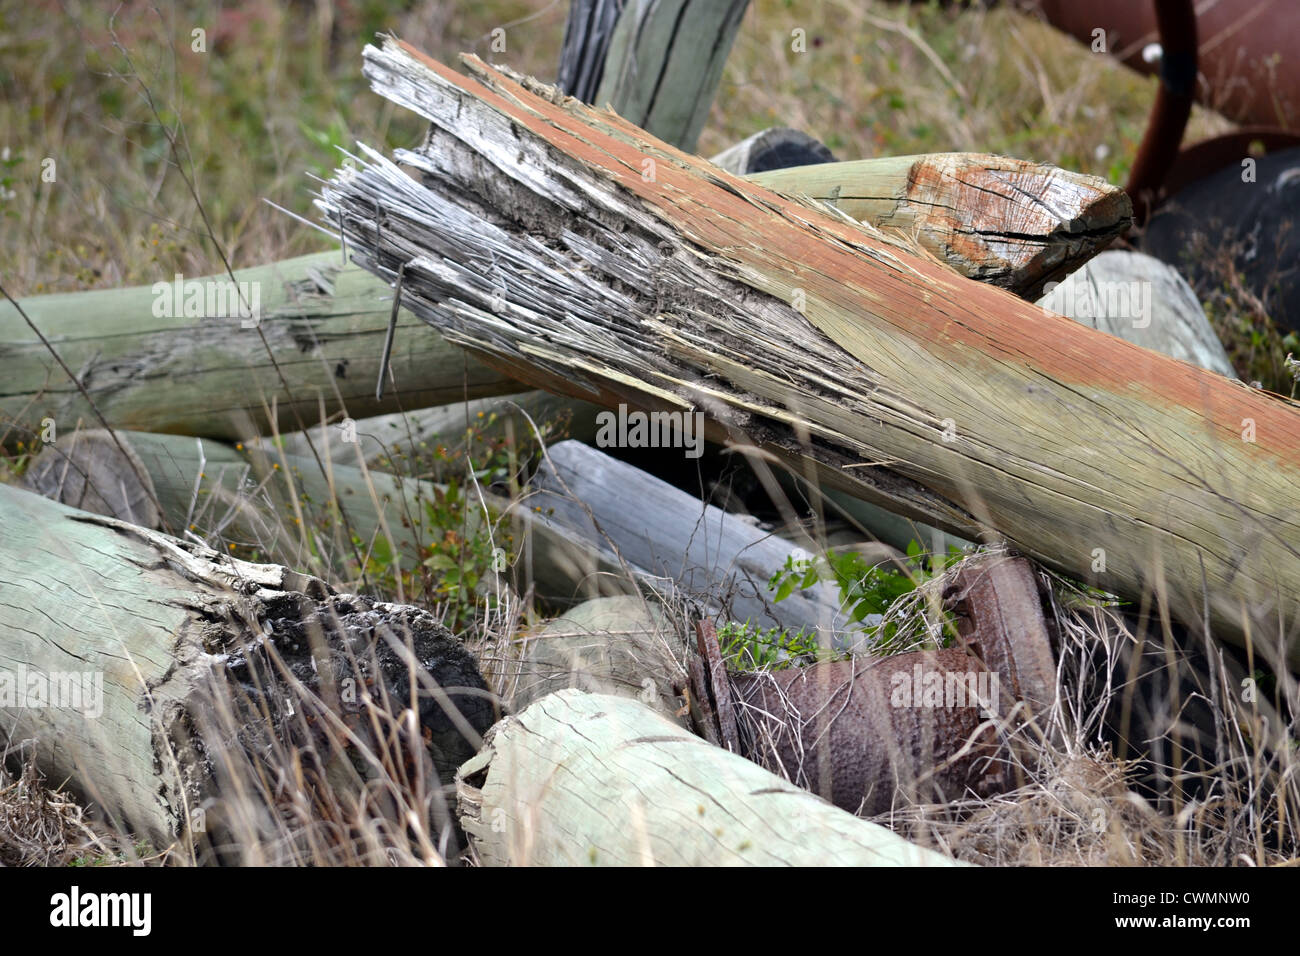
[730, 648, 1014, 815]
[1123, 0, 1198, 224]
[695, 556, 1058, 816]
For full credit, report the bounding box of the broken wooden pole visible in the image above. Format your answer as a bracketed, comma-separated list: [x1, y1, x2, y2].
[0, 480, 496, 851]
[0, 251, 522, 447]
[320, 41, 1300, 668]
[455, 688, 963, 866]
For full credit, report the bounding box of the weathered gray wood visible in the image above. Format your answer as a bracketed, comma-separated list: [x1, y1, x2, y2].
[510, 595, 689, 722]
[324, 43, 1300, 668]
[556, 0, 626, 102]
[0, 481, 493, 850]
[21, 427, 164, 531]
[532, 440, 848, 640]
[455, 688, 963, 866]
[1036, 250, 1237, 378]
[0, 251, 522, 446]
[593, 0, 750, 153]
[267, 390, 603, 465]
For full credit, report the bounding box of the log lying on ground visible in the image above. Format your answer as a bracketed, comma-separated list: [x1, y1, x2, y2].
[266, 390, 603, 465]
[322, 41, 1300, 667]
[456, 688, 963, 866]
[509, 595, 690, 721]
[0, 251, 522, 446]
[0, 481, 495, 850]
[747, 154, 1131, 300]
[485, 567, 1055, 819]
[35, 421, 862, 635]
[532, 440, 852, 643]
[19, 428, 627, 612]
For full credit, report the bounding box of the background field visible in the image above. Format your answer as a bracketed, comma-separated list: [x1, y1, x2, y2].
[0, 0, 1234, 296]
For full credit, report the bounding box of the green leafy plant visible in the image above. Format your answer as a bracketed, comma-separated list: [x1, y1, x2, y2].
[417, 474, 505, 629]
[717, 620, 825, 671]
[768, 539, 966, 654]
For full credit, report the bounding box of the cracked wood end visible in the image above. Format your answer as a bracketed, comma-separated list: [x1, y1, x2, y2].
[747, 153, 1131, 300]
[0, 480, 494, 850]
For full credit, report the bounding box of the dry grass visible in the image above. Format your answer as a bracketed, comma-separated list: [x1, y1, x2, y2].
[0, 0, 569, 294]
[876, 566, 1300, 867]
[0, 0, 1234, 297]
[2, 0, 1295, 868]
[701, 2, 1232, 174]
[2, 570, 524, 867]
[178, 608, 511, 867]
[1180, 230, 1300, 393]
[5, 445, 1298, 867]
[0, 745, 126, 866]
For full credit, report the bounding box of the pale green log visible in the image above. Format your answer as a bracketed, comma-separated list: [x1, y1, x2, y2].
[0, 252, 523, 445]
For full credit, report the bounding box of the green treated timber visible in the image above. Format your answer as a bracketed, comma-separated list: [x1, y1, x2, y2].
[595, 0, 750, 154]
[21, 428, 636, 611]
[747, 154, 1131, 299]
[456, 689, 964, 867]
[0, 251, 523, 446]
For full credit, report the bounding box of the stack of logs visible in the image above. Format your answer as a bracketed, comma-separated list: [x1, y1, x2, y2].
[3, 36, 1298, 866]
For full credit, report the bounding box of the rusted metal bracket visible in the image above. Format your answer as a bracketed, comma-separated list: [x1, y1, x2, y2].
[689, 620, 741, 752]
[944, 554, 1058, 723]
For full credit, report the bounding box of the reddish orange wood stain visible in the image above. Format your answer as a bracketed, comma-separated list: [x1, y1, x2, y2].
[397, 44, 1300, 469]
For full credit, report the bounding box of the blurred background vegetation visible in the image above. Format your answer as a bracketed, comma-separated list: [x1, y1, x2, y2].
[1, 0, 1234, 296]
